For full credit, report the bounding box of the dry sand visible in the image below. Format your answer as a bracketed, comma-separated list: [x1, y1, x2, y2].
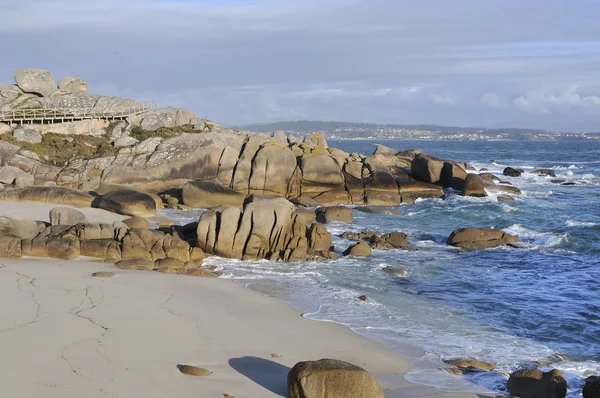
[0, 201, 501, 397]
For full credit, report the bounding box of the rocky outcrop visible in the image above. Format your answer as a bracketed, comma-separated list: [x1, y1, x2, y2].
[370, 232, 408, 249]
[397, 181, 444, 204]
[0, 216, 41, 239]
[196, 197, 311, 261]
[288, 359, 384, 398]
[0, 165, 35, 186]
[441, 161, 467, 190]
[447, 228, 518, 250]
[139, 107, 195, 131]
[506, 369, 567, 398]
[14, 69, 56, 97]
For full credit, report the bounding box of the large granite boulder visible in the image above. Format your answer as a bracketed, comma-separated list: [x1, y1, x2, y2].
[182, 180, 246, 209]
[288, 359, 384, 398]
[0, 141, 20, 166]
[343, 241, 372, 257]
[0, 216, 40, 239]
[196, 197, 308, 261]
[303, 133, 328, 148]
[411, 153, 444, 184]
[248, 142, 297, 197]
[49, 207, 89, 226]
[316, 206, 354, 224]
[0, 84, 23, 108]
[13, 128, 42, 144]
[0, 166, 34, 186]
[584, 376, 600, 398]
[307, 223, 333, 258]
[301, 153, 346, 202]
[0, 235, 23, 258]
[506, 369, 567, 398]
[95, 189, 158, 217]
[462, 173, 487, 197]
[57, 77, 88, 94]
[139, 107, 195, 131]
[231, 134, 271, 194]
[447, 228, 518, 250]
[397, 180, 444, 204]
[0, 186, 95, 207]
[14, 69, 56, 97]
[441, 161, 467, 190]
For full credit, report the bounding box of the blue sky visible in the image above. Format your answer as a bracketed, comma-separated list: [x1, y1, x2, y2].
[1, 0, 599, 131]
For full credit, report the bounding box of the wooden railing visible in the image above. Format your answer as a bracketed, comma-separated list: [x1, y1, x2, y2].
[0, 101, 157, 124]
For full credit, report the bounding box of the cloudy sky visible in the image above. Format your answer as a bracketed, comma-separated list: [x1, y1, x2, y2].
[1, 0, 600, 131]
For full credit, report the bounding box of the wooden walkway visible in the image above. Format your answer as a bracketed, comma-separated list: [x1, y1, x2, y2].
[0, 101, 157, 125]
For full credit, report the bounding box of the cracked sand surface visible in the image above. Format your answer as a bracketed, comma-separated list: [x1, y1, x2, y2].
[0, 258, 490, 398]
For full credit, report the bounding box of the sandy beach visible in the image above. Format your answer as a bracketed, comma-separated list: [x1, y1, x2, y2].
[0, 201, 499, 398]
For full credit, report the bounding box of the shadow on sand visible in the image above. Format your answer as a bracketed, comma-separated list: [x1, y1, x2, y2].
[229, 356, 290, 397]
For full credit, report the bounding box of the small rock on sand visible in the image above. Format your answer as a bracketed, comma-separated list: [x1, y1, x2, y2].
[177, 365, 212, 376]
[92, 272, 115, 278]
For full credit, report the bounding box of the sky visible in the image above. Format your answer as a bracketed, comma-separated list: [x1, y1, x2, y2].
[1, 0, 600, 132]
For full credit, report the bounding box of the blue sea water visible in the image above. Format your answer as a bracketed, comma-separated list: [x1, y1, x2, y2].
[165, 139, 600, 397]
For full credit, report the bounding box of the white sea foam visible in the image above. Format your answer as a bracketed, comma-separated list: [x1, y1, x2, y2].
[566, 220, 598, 227]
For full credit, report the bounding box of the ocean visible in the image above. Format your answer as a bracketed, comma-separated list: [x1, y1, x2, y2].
[164, 139, 600, 397]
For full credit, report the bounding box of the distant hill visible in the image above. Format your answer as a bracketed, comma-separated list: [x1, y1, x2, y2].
[234, 120, 548, 135]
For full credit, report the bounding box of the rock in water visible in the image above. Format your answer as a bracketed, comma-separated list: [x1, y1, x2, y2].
[316, 206, 354, 224]
[14, 68, 56, 97]
[447, 228, 518, 250]
[444, 358, 495, 372]
[532, 168, 557, 177]
[343, 241, 372, 257]
[57, 77, 88, 93]
[49, 207, 89, 226]
[503, 167, 524, 177]
[583, 376, 600, 398]
[462, 173, 487, 197]
[506, 369, 567, 398]
[288, 359, 384, 398]
[411, 153, 444, 184]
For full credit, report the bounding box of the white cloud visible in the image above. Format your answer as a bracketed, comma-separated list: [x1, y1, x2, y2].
[514, 86, 600, 114]
[431, 94, 457, 106]
[481, 92, 502, 108]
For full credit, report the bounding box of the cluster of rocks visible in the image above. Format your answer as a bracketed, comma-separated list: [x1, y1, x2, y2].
[0, 206, 218, 277]
[443, 357, 597, 398]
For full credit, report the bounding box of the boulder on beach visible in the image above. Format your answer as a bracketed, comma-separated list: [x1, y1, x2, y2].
[95, 189, 158, 217]
[0, 235, 23, 258]
[49, 207, 89, 226]
[0, 186, 95, 207]
[288, 359, 384, 398]
[506, 368, 567, 398]
[122, 216, 150, 229]
[447, 228, 518, 250]
[0, 216, 41, 239]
